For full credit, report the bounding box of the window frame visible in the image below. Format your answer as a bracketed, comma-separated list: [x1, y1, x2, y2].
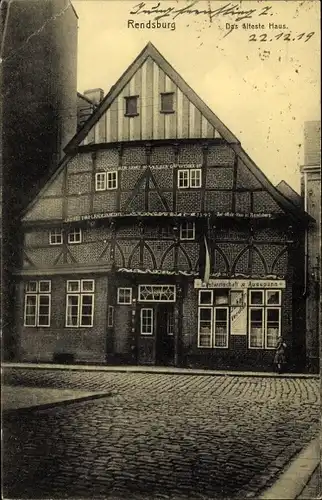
[138, 285, 176, 303]
[49, 229, 63, 246]
[140, 308, 154, 335]
[177, 169, 189, 189]
[68, 228, 82, 244]
[65, 280, 95, 328]
[124, 95, 139, 117]
[24, 280, 51, 327]
[190, 168, 202, 188]
[106, 171, 118, 190]
[197, 306, 213, 348]
[213, 306, 229, 349]
[160, 92, 175, 113]
[248, 289, 282, 349]
[117, 287, 132, 305]
[179, 221, 195, 241]
[198, 290, 213, 306]
[95, 172, 106, 191]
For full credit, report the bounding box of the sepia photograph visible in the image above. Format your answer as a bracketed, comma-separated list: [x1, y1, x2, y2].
[1, 0, 321, 499]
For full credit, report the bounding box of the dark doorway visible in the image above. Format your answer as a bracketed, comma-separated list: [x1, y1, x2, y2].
[156, 305, 175, 365]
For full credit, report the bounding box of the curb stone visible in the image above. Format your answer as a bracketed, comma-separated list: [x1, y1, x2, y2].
[2, 362, 319, 379]
[2, 391, 114, 417]
[258, 437, 320, 499]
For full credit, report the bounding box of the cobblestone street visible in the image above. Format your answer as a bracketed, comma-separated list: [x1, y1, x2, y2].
[3, 368, 320, 499]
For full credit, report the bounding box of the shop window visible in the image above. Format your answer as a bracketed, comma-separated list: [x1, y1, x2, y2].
[117, 287, 132, 305]
[160, 92, 174, 113]
[49, 229, 63, 245]
[141, 308, 153, 335]
[66, 279, 94, 327]
[198, 307, 213, 347]
[178, 169, 201, 188]
[248, 289, 281, 349]
[197, 287, 282, 349]
[68, 228, 82, 244]
[24, 280, 51, 327]
[125, 96, 138, 116]
[180, 221, 195, 240]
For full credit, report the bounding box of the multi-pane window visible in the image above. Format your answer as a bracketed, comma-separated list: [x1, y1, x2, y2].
[24, 281, 51, 327]
[66, 280, 94, 327]
[178, 169, 202, 188]
[248, 290, 281, 349]
[107, 171, 118, 189]
[141, 308, 153, 335]
[117, 287, 132, 305]
[49, 229, 63, 245]
[138, 285, 176, 302]
[197, 289, 229, 348]
[95, 172, 106, 191]
[68, 228, 82, 244]
[180, 221, 195, 240]
[160, 92, 174, 113]
[125, 96, 138, 116]
[95, 171, 118, 191]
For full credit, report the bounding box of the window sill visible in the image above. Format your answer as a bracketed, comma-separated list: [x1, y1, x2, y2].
[160, 110, 175, 114]
[124, 113, 139, 117]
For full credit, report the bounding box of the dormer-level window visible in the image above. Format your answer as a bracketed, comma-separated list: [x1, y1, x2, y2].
[68, 228, 82, 244]
[125, 96, 138, 116]
[160, 92, 174, 113]
[178, 168, 202, 189]
[49, 229, 63, 245]
[95, 171, 118, 191]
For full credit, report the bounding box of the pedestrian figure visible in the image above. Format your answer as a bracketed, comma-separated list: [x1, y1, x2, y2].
[274, 336, 287, 373]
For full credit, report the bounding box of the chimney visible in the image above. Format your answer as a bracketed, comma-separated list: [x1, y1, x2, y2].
[83, 88, 104, 106]
[304, 121, 321, 166]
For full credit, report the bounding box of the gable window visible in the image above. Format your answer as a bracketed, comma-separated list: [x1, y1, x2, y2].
[68, 228, 82, 244]
[66, 279, 94, 327]
[180, 221, 195, 240]
[117, 287, 132, 305]
[178, 169, 202, 188]
[178, 169, 189, 188]
[160, 92, 174, 113]
[107, 171, 118, 190]
[49, 229, 63, 245]
[95, 171, 118, 191]
[24, 280, 51, 327]
[95, 172, 106, 191]
[125, 96, 138, 116]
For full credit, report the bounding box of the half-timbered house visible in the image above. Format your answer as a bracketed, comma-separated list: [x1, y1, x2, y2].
[15, 43, 310, 370]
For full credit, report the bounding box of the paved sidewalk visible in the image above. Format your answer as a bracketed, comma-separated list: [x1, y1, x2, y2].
[298, 464, 321, 499]
[3, 361, 319, 378]
[2, 386, 110, 412]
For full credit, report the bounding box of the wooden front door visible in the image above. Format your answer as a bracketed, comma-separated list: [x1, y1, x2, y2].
[137, 304, 175, 365]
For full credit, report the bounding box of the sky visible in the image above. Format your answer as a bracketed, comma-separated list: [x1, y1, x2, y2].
[72, 0, 320, 191]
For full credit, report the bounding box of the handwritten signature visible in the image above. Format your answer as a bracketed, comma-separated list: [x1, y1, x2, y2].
[129, 1, 273, 23]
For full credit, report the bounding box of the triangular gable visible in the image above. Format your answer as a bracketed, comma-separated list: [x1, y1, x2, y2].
[65, 42, 238, 151]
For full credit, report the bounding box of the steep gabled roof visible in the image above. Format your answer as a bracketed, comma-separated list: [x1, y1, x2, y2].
[65, 41, 239, 153]
[21, 42, 312, 224]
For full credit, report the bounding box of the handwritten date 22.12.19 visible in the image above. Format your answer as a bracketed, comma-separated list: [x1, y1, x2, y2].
[249, 32, 315, 42]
